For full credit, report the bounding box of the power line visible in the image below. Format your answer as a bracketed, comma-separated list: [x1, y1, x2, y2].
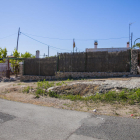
[23, 33, 72, 40]
[23, 32, 128, 41]
[21, 32, 72, 51]
[0, 33, 17, 39]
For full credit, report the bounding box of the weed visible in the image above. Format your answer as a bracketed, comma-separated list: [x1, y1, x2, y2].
[23, 86, 30, 93]
[118, 91, 127, 101]
[56, 82, 63, 86]
[35, 88, 46, 96]
[128, 100, 135, 105]
[48, 91, 59, 98]
[37, 80, 54, 89]
[67, 79, 70, 81]
[56, 81, 66, 86]
[47, 88, 140, 104]
[35, 93, 40, 98]
[67, 78, 73, 82]
[103, 91, 117, 102]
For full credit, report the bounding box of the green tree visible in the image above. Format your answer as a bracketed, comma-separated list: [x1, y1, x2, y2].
[0, 47, 7, 63]
[13, 48, 20, 58]
[10, 49, 20, 75]
[21, 52, 35, 58]
[132, 43, 140, 48]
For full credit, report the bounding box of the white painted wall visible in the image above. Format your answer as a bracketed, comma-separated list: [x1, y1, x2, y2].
[0, 63, 13, 72]
[85, 48, 130, 52]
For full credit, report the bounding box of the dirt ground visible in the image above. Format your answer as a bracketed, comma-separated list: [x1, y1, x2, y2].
[0, 77, 140, 118]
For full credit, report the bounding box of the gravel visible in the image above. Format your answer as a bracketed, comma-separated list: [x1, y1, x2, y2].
[47, 77, 140, 94]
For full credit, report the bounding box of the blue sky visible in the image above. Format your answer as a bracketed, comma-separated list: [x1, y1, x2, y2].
[0, 0, 140, 56]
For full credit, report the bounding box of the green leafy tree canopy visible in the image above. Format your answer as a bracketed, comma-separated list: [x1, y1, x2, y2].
[132, 43, 140, 48]
[0, 47, 7, 58]
[13, 48, 20, 58]
[0, 47, 7, 63]
[21, 52, 35, 58]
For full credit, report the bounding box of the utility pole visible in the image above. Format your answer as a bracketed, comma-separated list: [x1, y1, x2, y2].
[76, 47, 77, 52]
[16, 27, 20, 51]
[131, 32, 133, 49]
[48, 46, 49, 57]
[129, 22, 134, 44]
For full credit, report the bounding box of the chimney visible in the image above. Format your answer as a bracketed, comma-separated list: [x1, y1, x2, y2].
[127, 42, 129, 48]
[94, 41, 98, 49]
[36, 50, 40, 58]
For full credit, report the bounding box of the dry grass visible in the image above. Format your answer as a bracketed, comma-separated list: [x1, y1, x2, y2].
[0, 79, 140, 118]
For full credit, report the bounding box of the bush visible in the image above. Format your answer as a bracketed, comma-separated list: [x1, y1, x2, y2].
[118, 91, 127, 101]
[136, 89, 140, 101]
[103, 91, 117, 102]
[35, 88, 46, 96]
[48, 91, 58, 98]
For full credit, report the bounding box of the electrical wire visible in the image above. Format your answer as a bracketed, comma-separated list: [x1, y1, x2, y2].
[0, 33, 17, 39]
[20, 32, 129, 52]
[23, 32, 128, 41]
[21, 32, 72, 51]
[22, 33, 72, 40]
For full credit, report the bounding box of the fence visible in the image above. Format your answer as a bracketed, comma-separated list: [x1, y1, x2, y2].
[23, 50, 131, 76]
[58, 50, 130, 72]
[24, 57, 57, 76]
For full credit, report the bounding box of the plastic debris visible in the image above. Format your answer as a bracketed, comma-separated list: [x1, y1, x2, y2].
[97, 117, 104, 120]
[137, 117, 139, 119]
[130, 114, 133, 117]
[93, 109, 96, 112]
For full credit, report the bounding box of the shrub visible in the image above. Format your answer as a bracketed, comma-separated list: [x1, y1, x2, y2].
[23, 86, 30, 93]
[118, 91, 127, 101]
[103, 91, 117, 102]
[35, 88, 46, 96]
[48, 91, 58, 98]
[37, 80, 54, 89]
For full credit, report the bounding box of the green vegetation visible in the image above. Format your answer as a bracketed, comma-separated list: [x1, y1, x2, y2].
[21, 79, 140, 105]
[0, 47, 35, 74]
[37, 80, 54, 89]
[46, 88, 140, 105]
[33, 80, 66, 98]
[23, 86, 30, 93]
[48, 90, 58, 98]
[56, 81, 66, 86]
[0, 47, 7, 63]
[21, 52, 35, 58]
[133, 43, 140, 48]
[66, 78, 73, 82]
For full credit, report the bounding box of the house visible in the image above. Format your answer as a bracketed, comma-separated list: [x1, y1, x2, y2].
[85, 42, 130, 52]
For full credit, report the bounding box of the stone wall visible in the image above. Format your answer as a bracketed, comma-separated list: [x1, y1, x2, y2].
[20, 71, 130, 81]
[131, 50, 138, 74]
